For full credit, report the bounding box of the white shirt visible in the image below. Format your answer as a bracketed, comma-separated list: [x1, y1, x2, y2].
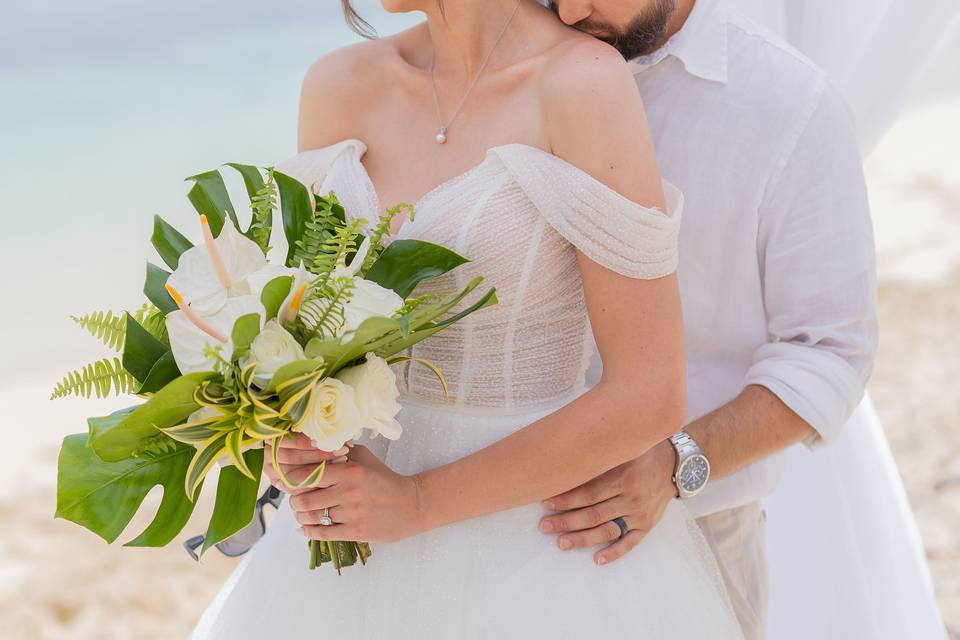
[587, 0, 879, 517]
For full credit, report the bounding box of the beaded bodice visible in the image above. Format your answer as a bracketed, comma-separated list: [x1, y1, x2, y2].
[276, 139, 682, 411]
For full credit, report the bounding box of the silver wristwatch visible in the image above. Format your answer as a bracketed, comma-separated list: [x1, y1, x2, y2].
[669, 431, 710, 499]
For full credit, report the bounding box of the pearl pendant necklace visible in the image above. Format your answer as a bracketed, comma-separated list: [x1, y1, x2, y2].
[428, 0, 521, 145]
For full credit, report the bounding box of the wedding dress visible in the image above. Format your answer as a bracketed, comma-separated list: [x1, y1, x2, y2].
[191, 139, 744, 639]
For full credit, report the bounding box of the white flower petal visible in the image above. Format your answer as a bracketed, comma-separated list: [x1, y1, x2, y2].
[167, 295, 265, 374]
[215, 219, 268, 284]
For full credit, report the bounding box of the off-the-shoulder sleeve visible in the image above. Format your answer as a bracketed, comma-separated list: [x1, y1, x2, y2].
[273, 139, 366, 191]
[489, 144, 682, 279]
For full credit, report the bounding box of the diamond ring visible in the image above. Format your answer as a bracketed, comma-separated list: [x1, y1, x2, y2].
[319, 507, 333, 527]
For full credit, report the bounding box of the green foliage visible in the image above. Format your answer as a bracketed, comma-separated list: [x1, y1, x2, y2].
[311, 217, 365, 277]
[88, 372, 217, 462]
[56, 433, 201, 546]
[201, 448, 264, 554]
[50, 357, 137, 400]
[185, 169, 239, 235]
[122, 313, 170, 383]
[364, 239, 470, 298]
[276, 169, 314, 266]
[230, 313, 262, 361]
[144, 263, 177, 314]
[294, 276, 354, 341]
[151, 215, 194, 270]
[248, 167, 276, 253]
[361, 203, 413, 274]
[71, 304, 167, 352]
[260, 275, 293, 320]
[291, 193, 346, 270]
[396, 293, 440, 316]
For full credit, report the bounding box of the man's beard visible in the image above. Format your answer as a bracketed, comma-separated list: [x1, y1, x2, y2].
[549, 1, 677, 60]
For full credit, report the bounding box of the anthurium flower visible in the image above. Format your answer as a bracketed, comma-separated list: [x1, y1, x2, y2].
[167, 216, 269, 316]
[166, 292, 264, 374]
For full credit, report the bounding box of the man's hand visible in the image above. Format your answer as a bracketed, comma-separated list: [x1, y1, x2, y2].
[539, 439, 677, 566]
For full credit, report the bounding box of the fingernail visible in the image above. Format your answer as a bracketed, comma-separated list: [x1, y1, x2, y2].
[539, 520, 554, 533]
[558, 538, 573, 550]
[543, 500, 555, 510]
[596, 556, 607, 565]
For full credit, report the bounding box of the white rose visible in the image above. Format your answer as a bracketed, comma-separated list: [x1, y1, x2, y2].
[336, 353, 402, 440]
[241, 319, 305, 387]
[294, 378, 363, 451]
[340, 278, 404, 335]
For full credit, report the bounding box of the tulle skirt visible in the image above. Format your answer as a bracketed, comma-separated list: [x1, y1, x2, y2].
[765, 395, 947, 639]
[192, 398, 743, 639]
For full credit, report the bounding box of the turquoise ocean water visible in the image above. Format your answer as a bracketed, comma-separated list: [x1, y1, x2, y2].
[0, 1, 419, 384]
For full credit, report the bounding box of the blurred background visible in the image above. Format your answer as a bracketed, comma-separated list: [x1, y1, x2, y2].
[0, 1, 957, 637]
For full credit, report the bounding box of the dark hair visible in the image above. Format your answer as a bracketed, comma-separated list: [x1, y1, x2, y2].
[340, 1, 446, 38]
[340, 1, 377, 38]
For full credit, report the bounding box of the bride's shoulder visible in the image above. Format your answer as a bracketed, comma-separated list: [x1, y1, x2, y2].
[535, 37, 663, 209]
[297, 35, 410, 149]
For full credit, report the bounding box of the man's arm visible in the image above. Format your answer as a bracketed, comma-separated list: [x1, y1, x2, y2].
[538, 385, 812, 563]
[540, 79, 878, 565]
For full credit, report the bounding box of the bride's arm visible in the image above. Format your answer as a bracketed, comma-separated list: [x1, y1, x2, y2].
[293, 40, 686, 543]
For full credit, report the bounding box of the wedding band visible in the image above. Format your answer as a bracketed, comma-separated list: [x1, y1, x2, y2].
[319, 507, 333, 527]
[612, 517, 628, 540]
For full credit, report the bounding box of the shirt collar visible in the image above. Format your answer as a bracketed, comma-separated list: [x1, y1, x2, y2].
[627, 0, 729, 84]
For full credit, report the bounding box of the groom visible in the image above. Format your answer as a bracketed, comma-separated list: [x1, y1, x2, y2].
[539, 0, 877, 637]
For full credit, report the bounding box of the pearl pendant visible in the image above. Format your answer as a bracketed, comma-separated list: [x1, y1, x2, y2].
[436, 127, 447, 144]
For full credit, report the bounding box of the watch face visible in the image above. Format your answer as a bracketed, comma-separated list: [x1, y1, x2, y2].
[678, 455, 710, 494]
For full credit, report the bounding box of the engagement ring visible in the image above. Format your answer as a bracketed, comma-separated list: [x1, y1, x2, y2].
[319, 507, 333, 527]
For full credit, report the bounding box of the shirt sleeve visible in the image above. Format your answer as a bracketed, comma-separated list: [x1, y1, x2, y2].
[744, 80, 879, 448]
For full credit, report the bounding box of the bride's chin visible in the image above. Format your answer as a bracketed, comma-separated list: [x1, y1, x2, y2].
[380, 0, 427, 13]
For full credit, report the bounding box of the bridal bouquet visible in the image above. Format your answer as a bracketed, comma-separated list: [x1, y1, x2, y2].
[53, 161, 496, 572]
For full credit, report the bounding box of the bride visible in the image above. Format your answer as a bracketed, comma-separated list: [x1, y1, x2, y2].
[193, 0, 742, 637]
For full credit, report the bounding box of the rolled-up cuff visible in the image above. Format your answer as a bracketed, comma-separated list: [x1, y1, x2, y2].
[744, 343, 867, 449]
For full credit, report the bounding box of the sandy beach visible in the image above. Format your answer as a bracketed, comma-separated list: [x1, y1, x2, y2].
[2, 83, 958, 640]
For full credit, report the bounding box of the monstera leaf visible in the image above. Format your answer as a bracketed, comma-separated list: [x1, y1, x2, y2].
[56, 433, 200, 546]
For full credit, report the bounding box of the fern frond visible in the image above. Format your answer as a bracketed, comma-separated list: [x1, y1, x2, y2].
[131, 431, 181, 458]
[50, 357, 137, 400]
[361, 203, 414, 274]
[249, 168, 276, 253]
[311, 217, 366, 277]
[292, 193, 346, 269]
[295, 276, 355, 341]
[396, 293, 439, 316]
[70, 304, 167, 352]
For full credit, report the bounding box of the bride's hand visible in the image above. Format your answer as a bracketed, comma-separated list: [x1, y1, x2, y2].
[262, 433, 343, 495]
[289, 444, 425, 543]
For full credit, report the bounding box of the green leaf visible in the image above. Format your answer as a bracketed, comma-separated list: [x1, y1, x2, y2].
[122, 313, 169, 382]
[364, 239, 469, 298]
[231, 313, 262, 360]
[185, 169, 239, 235]
[224, 162, 265, 199]
[202, 448, 264, 554]
[264, 358, 325, 393]
[136, 351, 181, 394]
[56, 433, 198, 546]
[305, 316, 403, 374]
[275, 170, 313, 267]
[260, 275, 293, 320]
[89, 372, 216, 462]
[151, 215, 193, 270]
[144, 263, 177, 314]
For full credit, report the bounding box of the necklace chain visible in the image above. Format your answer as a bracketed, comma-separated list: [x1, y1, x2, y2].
[429, 0, 522, 144]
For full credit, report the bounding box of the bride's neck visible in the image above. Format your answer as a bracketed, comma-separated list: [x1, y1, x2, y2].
[423, 0, 526, 76]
